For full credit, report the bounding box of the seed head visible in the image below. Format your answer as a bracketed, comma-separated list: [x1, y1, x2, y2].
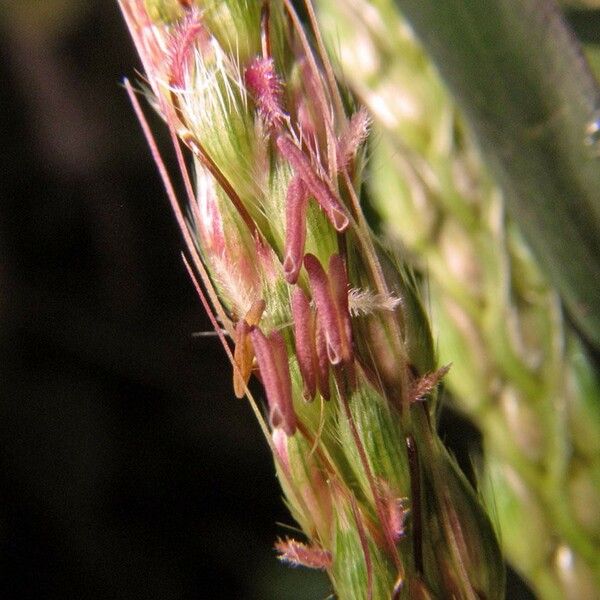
[122, 1, 504, 597]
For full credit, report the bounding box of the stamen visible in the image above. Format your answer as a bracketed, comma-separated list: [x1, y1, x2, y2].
[277, 135, 349, 231]
[246, 298, 267, 326]
[233, 320, 253, 398]
[232, 299, 266, 398]
[314, 317, 331, 399]
[304, 254, 344, 365]
[328, 254, 353, 363]
[284, 176, 309, 283]
[250, 328, 297, 436]
[292, 288, 317, 400]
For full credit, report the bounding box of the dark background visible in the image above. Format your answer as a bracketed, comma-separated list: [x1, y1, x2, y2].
[0, 2, 548, 598]
[0, 2, 331, 598]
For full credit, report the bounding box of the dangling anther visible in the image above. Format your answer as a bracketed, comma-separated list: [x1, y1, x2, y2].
[250, 327, 297, 436]
[277, 136, 349, 232]
[232, 299, 266, 398]
[283, 176, 309, 283]
[304, 254, 353, 367]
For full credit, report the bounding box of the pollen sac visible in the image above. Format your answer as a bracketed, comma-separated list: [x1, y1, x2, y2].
[292, 288, 317, 400]
[304, 253, 353, 367]
[232, 299, 266, 398]
[233, 319, 254, 398]
[314, 317, 331, 400]
[276, 135, 349, 232]
[245, 56, 287, 128]
[250, 327, 297, 436]
[304, 254, 344, 365]
[284, 176, 309, 284]
[291, 288, 332, 400]
[328, 254, 353, 362]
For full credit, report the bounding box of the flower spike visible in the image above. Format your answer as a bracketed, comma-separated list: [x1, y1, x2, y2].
[122, 1, 505, 596]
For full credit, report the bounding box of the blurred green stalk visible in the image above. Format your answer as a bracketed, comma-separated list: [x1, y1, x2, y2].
[317, 0, 600, 598]
[392, 0, 600, 352]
